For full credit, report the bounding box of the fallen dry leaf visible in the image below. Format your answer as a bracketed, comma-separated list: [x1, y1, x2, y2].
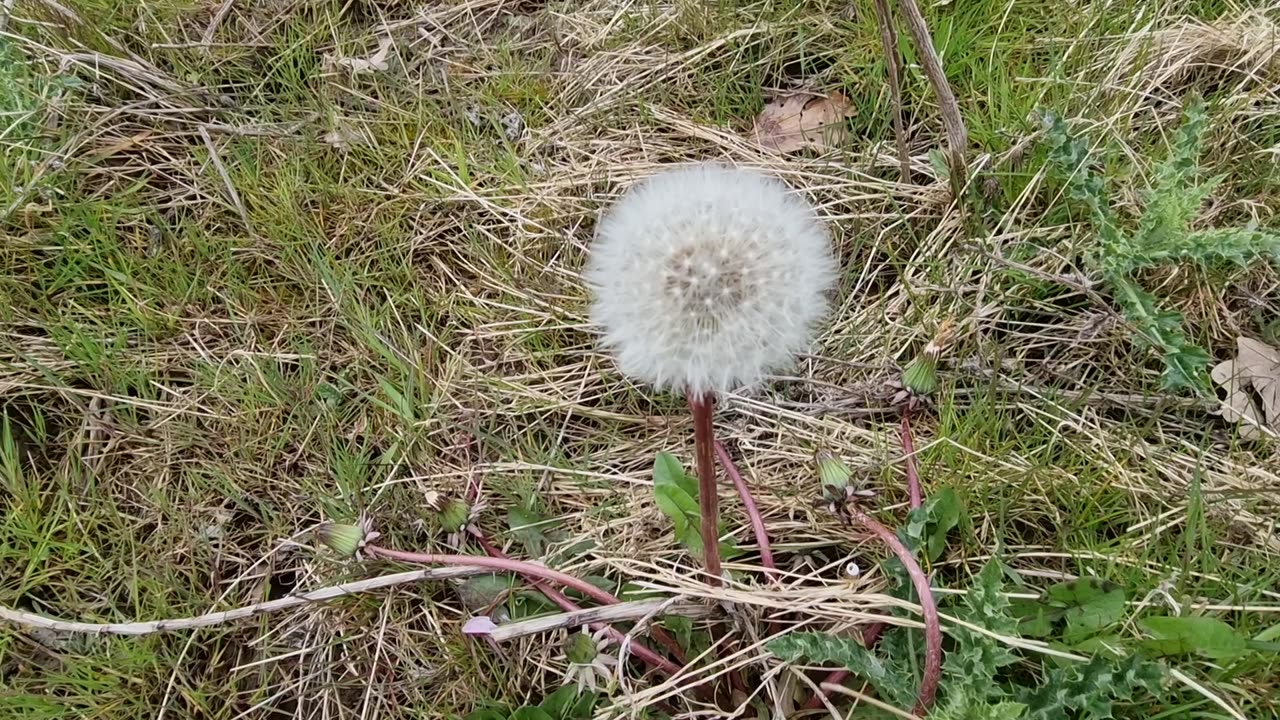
[330, 36, 394, 74]
[1210, 336, 1280, 439]
[752, 91, 855, 154]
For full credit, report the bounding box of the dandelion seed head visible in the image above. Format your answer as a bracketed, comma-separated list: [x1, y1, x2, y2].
[586, 162, 836, 395]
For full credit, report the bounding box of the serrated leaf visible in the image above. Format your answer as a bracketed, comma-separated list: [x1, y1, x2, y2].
[985, 703, 1028, 720]
[1017, 654, 1165, 720]
[1140, 615, 1248, 659]
[768, 632, 916, 710]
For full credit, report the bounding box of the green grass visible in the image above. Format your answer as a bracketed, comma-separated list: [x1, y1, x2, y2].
[2, 0, 1279, 717]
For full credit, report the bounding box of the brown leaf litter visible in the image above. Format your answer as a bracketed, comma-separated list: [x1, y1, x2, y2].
[1210, 336, 1280, 439]
[752, 90, 856, 153]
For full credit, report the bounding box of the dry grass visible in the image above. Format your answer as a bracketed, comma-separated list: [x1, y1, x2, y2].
[2, 0, 1279, 718]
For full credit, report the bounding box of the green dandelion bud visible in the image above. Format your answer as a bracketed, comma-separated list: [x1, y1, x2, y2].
[816, 450, 852, 496]
[316, 523, 366, 557]
[566, 630, 598, 664]
[902, 354, 939, 396]
[902, 318, 955, 397]
[439, 498, 471, 533]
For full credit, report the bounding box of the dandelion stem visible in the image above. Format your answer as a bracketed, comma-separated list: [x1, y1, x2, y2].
[364, 545, 619, 607]
[806, 411, 930, 711]
[688, 393, 723, 584]
[901, 406, 922, 510]
[714, 440, 777, 581]
[468, 531, 685, 675]
[845, 509, 942, 715]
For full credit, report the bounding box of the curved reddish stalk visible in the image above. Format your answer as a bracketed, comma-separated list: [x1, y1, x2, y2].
[366, 544, 690, 678]
[688, 394, 723, 584]
[900, 407, 922, 510]
[808, 410, 925, 710]
[470, 531, 687, 669]
[365, 545, 620, 607]
[846, 509, 942, 715]
[714, 440, 778, 582]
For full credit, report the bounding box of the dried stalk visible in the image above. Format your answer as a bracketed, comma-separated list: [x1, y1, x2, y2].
[901, 409, 923, 509]
[485, 599, 714, 642]
[364, 545, 617, 606]
[895, 0, 968, 195]
[872, 0, 911, 182]
[0, 567, 483, 635]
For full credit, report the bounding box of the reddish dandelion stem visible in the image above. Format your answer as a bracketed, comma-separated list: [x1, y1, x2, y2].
[810, 410, 924, 711]
[364, 545, 618, 607]
[846, 509, 942, 715]
[714, 440, 777, 582]
[901, 406, 922, 510]
[688, 393, 723, 584]
[468, 531, 685, 675]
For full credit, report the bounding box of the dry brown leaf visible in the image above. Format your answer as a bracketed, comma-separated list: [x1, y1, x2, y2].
[752, 91, 855, 154]
[1210, 336, 1280, 439]
[329, 36, 394, 74]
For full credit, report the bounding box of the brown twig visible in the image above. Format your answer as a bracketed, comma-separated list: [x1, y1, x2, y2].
[0, 567, 485, 635]
[807, 405, 925, 711]
[688, 394, 723, 584]
[714, 440, 778, 582]
[895, 0, 968, 197]
[847, 509, 942, 715]
[872, 0, 911, 182]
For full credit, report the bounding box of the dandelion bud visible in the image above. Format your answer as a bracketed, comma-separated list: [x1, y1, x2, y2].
[439, 498, 471, 533]
[816, 450, 852, 497]
[316, 523, 366, 557]
[902, 319, 956, 397]
[902, 354, 939, 396]
[565, 630, 599, 665]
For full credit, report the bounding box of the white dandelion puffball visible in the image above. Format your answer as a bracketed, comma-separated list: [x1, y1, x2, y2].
[586, 162, 837, 396]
